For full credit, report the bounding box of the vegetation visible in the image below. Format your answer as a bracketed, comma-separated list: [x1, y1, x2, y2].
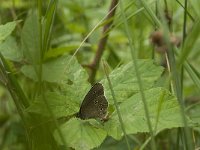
[0, 0, 200, 150]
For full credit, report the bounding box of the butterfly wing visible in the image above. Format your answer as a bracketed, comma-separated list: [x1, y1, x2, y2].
[78, 83, 108, 119]
[93, 95, 108, 118]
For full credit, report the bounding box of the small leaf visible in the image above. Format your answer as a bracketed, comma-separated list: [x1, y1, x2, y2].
[187, 103, 200, 124]
[54, 118, 107, 150]
[45, 43, 91, 59]
[0, 36, 23, 61]
[0, 21, 16, 42]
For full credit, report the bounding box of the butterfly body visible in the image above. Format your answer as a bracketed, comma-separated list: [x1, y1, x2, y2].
[77, 83, 108, 120]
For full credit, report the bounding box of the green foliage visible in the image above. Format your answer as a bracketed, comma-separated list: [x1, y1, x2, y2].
[24, 56, 185, 149]
[0, 36, 22, 61]
[190, 0, 200, 18]
[21, 55, 86, 83]
[101, 60, 164, 103]
[178, 20, 200, 68]
[54, 118, 107, 150]
[21, 12, 40, 64]
[25, 92, 78, 118]
[0, 21, 17, 42]
[20, 43, 185, 149]
[105, 87, 184, 140]
[0, 0, 200, 150]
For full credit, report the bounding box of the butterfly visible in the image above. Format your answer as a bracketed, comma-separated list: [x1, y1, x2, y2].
[76, 83, 108, 120]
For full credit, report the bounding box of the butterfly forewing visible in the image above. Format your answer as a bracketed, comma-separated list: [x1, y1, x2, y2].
[78, 83, 108, 120]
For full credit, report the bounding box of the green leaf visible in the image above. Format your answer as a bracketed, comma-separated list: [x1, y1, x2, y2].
[25, 92, 78, 118]
[21, 12, 40, 64]
[42, 0, 57, 54]
[178, 20, 200, 67]
[101, 59, 164, 103]
[25, 59, 166, 149]
[45, 43, 91, 59]
[23, 55, 90, 118]
[25, 114, 60, 150]
[190, 0, 200, 19]
[187, 103, 200, 133]
[0, 36, 23, 61]
[21, 55, 88, 83]
[54, 118, 107, 150]
[104, 87, 184, 140]
[0, 21, 17, 42]
[187, 103, 200, 124]
[21, 55, 71, 83]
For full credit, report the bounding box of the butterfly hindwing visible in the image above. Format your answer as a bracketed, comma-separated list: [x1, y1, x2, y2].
[94, 95, 108, 118]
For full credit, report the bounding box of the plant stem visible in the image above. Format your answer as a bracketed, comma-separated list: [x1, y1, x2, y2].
[89, 0, 119, 84]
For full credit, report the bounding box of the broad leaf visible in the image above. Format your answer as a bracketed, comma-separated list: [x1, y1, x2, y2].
[0, 21, 16, 42]
[21, 55, 88, 82]
[25, 92, 78, 118]
[101, 59, 164, 103]
[21, 55, 73, 83]
[104, 87, 184, 140]
[24, 55, 90, 118]
[54, 118, 107, 150]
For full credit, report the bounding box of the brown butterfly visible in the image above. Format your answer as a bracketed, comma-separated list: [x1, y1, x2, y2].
[76, 83, 108, 120]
